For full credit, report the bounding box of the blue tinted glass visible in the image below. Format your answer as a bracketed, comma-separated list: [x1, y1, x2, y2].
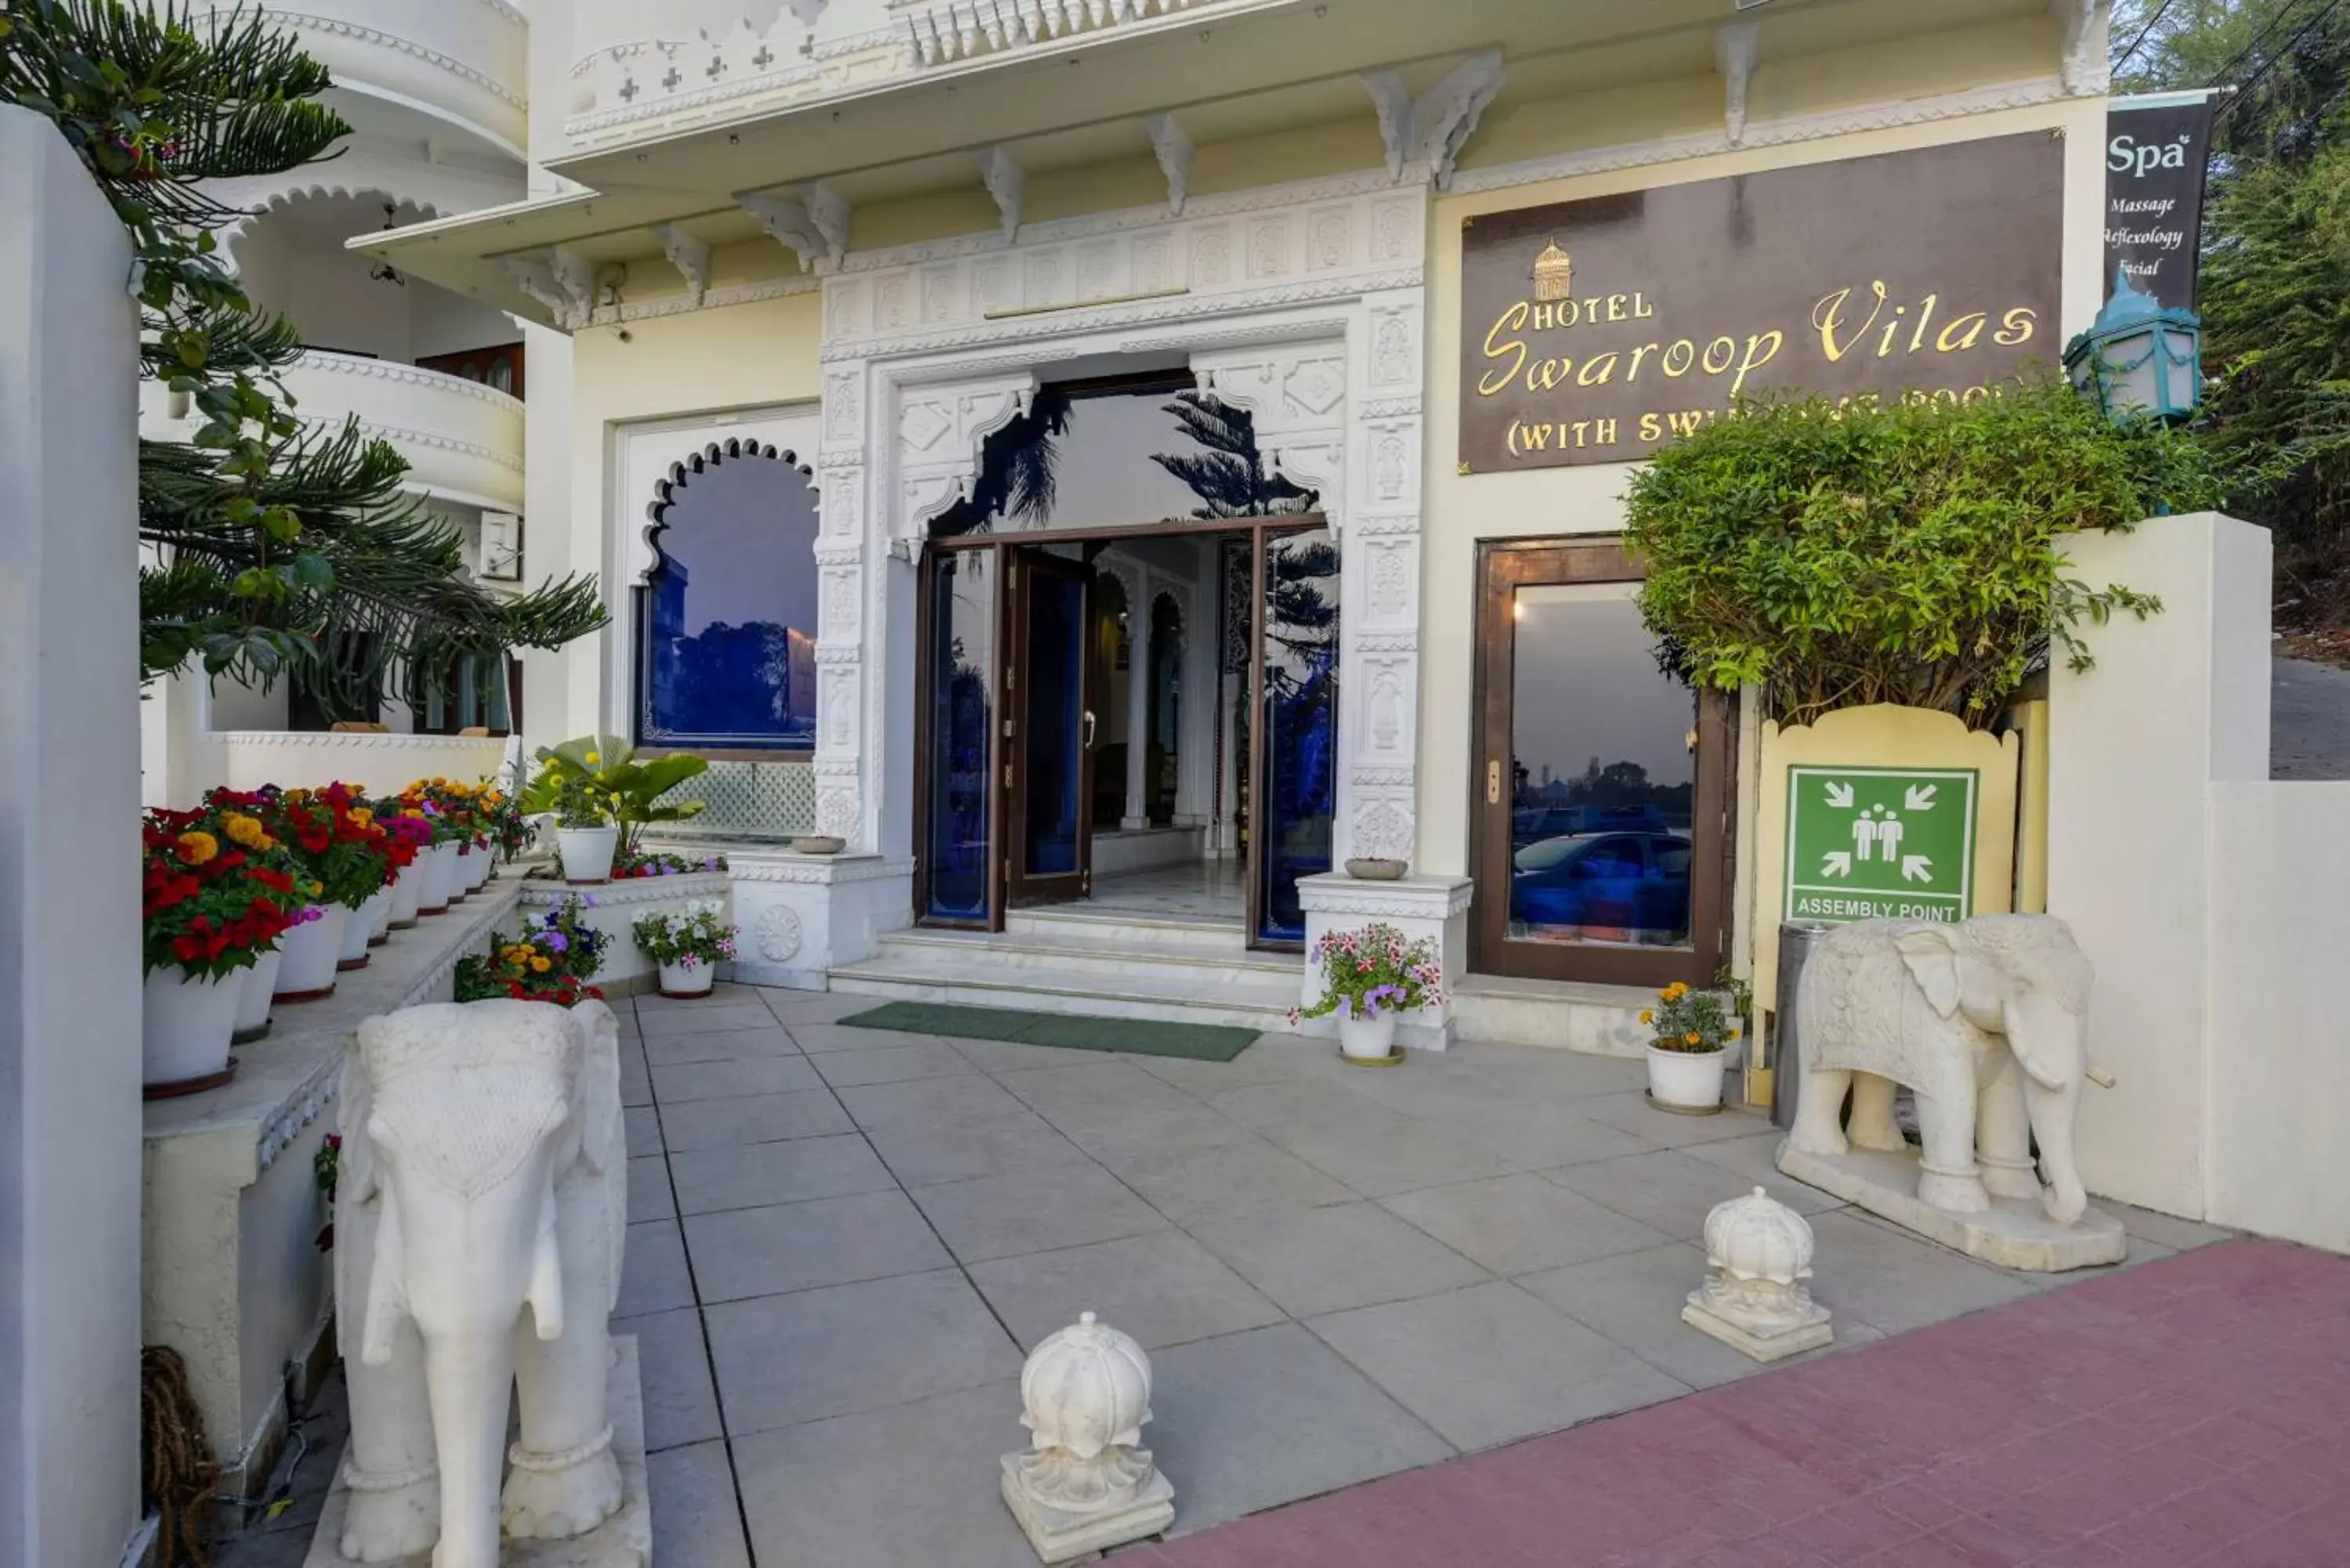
[926, 551, 996, 921]
[1256, 529, 1339, 944]
[1024, 567, 1086, 877]
[638, 451, 819, 749]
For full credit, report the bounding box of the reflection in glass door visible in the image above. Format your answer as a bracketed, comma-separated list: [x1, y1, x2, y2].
[1254, 528, 1340, 944]
[1471, 541, 1728, 986]
[920, 547, 998, 924]
[1007, 551, 1096, 906]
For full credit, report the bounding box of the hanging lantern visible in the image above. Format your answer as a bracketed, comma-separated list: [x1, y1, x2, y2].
[2063, 265, 2202, 423]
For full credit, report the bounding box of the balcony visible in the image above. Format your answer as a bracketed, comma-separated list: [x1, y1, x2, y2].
[143, 352, 524, 514]
[190, 0, 528, 160]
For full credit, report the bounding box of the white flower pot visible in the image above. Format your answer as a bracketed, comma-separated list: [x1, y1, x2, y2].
[446, 843, 472, 905]
[465, 844, 493, 891]
[143, 968, 244, 1093]
[557, 826, 620, 885]
[1338, 1010, 1401, 1063]
[658, 958, 715, 999]
[368, 876, 396, 944]
[275, 905, 350, 1001]
[1647, 1045, 1727, 1111]
[338, 889, 387, 970]
[233, 948, 281, 1042]
[417, 841, 460, 914]
[385, 862, 422, 928]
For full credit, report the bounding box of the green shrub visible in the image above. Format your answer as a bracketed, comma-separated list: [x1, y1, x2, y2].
[1622, 380, 2224, 727]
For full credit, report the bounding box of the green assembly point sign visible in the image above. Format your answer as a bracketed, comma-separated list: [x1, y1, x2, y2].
[1784, 765, 1978, 924]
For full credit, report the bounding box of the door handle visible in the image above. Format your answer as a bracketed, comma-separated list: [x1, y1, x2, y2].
[1083, 710, 1097, 750]
[1486, 759, 1502, 804]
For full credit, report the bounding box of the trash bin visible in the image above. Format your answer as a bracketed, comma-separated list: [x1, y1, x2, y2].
[1770, 922, 1835, 1130]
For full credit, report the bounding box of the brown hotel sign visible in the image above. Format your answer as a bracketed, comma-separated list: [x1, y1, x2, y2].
[1459, 132, 2064, 469]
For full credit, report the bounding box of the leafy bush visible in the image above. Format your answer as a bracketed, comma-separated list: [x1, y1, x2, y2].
[522, 735, 709, 854]
[1622, 381, 2224, 727]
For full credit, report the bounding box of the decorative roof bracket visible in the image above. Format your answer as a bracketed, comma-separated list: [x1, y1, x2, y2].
[1361, 50, 1505, 191]
[979, 145, 1025, 242]
[741, 182, 852, 272]
[1145, 111, 1192, 216]
[501, 246, 597, 329]
[1717, 22, 1759, 148]
[654, 224, 710, 302]
[2051, 0, 2109, 96]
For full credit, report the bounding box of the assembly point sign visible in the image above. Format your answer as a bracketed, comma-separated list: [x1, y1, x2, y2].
[1783, 766, 1979, 924]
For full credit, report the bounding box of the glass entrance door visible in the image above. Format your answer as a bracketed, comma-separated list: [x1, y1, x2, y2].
[1470, 539, 1730, 987]
[1006, 549, 1097, 907]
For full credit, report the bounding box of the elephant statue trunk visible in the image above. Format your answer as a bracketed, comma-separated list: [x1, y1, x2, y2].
[334, 999, 628, 1566]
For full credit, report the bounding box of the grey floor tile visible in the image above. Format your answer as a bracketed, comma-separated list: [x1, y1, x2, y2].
[1148, 1324, 1453, 1534]
[1580, 1090, 1774, 1148]
[1307, 1280, 1690, 1451]
[834, 1072, 1032, 1131]
[862, 1110, 1099, 1187]
[1188, 1201, 1491, 1318]
[1682, 1128, 1818, 1190]
[2102, 1200, 2235, 1252]
[615, 1308, 723, 1452]
[808, 1041, 979, 1088]
[638, 1003, 785, 1037]
[997, 1058, 1209, 1124]
[951, 1037, 1133, 1075]
[1545, 1147, 1843, 1240]
[1381, 1172, 1672, 1275]
[1517, 1241, 1883, 1390]
[640, 1025, 800, 1067]
[659, 1088, 856, 1152]
[789, 1021, 966, 1054]
[968, 1230, 1286, 1351]
[627, 1155, 675, 1224]
[910, 1162, 1169, 1263]
[650, 1053, 823, 1104]
[1126, 1039, 1340, 1090]
[756, 988, 877, 1027]
[619, 1038, 652, 1107]
[668, 1133, 896, 1216]
[1801, 1209, 2039, 1334]
[732, 1380, 1039, 1568]
[624, 1104, 663, 1158]
[1103, 1134, 1354, 1224]
[1210, 1083, 1517, 1197]
[639, 981, 763, 1011]
[1050, 1101, 1267, 1167]
[645, 1441, 751, 1568]
[1447, 1104, 1665, 1172]
[617, 1219, 695, 1317]
[705, 1270, 1022, 1434]
[683, 1189, 951, 1302]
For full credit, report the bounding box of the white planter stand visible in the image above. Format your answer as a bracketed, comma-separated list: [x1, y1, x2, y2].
[657, 958, 715, 999]
[143, 968, 244, 1096]
[1646, 1045, 1727, 1113]
[274, 906, 350, 1002]
[232, 949, 280, 1044]
[1338, 1010, 1402, 1065]
[557, 826, 620, 885]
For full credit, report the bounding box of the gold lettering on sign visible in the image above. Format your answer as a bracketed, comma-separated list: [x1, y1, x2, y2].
[1480, 302, 1529, 396]
[1994, 307, 2037, 346]
[1813, 280, 1888, 363]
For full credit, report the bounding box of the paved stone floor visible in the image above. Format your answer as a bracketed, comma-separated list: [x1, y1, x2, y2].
[218, 983, 2242, 1567]
[2271, 654, 2350, 780]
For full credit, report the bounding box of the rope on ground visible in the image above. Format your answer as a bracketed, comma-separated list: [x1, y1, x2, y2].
[141, 1346, 219, 1568]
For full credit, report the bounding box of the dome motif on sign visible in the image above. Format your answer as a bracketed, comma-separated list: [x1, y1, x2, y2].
[1532, 237, 1573, 302]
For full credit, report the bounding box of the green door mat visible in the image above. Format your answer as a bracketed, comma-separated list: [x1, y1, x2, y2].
[837, 1001, 1259, 1062]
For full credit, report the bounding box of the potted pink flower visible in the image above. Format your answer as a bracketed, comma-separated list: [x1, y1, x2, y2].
[1289, 921, 1444, 1065]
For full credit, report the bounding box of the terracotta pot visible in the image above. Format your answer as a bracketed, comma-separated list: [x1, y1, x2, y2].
[1646, 1044, 1726, 1111]
[143, 968, 243, 1091]
[1338, 1010, 1401, 1063]
[558, 826, 620, 884]
[385, 862, 422, 928]
[274, 905, 350, 1001]
[658, 958, 715, 999]
[233, 948, 280, 1043]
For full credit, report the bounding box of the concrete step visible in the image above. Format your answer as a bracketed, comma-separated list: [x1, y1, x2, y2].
[829, 930, 1300, 1031]
[1452, 973, 1657, 1057]
[870, 925, 1289, 984]
[1003, 905, 1249, 955]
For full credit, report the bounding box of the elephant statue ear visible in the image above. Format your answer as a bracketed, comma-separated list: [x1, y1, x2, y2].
[1895, 926, 1969, 1019]
[339, 1023, 383, 1203]
[569, 1000, 624, 1177]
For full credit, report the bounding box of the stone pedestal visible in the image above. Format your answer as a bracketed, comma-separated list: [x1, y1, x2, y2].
[999, 1455, 1175, 1566]
[306, 1336, 652, 1568]
[1680, 1186, 1834, 1364]
[1778, 1141, 2126, 1271]
[1295, 873, 1472, 1052]
[725, 850, 914, 991]
[1001, 1312, 1175, 1564]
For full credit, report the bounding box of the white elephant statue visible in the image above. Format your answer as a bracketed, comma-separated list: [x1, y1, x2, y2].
[1785, 916, 2095, 1225]
[333, 998, 628, 1567]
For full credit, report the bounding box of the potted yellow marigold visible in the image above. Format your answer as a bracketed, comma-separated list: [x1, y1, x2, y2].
[1643, 980, 1732, 1113]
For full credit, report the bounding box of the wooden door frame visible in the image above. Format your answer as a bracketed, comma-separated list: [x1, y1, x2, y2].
[1004, 548, 1098, 909]
[1467, 536, 1734, 988]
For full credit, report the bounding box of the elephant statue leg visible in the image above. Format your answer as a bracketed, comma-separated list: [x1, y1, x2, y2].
[506, 1311, 623, 1538]
[1846, 1073, 1906, 1151]
[1787, 1067, 1853, 1158]
[1912, 1056, 1990, 1212]
[1973, 1055, 2042, 1202]
[336, 1316, 439, 1564]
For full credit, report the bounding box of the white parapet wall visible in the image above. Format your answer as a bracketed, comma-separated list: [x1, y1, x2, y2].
[2045, 511, 2350, 1252]
[203, 729, 515, 798]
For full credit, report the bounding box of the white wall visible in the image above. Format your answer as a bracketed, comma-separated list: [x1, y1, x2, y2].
[237, 219, 515, 364]
[0, 103, 145, 1568]
[2205, 783, 2350, 1251]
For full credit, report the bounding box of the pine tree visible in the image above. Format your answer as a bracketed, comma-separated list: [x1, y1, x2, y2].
[0, 1, 604, 711]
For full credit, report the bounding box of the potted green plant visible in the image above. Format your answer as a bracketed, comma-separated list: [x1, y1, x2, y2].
[1643, 981, 1733, 1112]
[1290, 921, 1444, 1065]
[631, 901, 739, 998]
[522, 735, 710, 883]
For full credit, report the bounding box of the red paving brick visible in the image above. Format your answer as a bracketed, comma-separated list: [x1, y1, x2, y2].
[1122, 1240, 2350, 1568]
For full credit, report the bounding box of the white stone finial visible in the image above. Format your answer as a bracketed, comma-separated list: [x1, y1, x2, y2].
[1000, 1311, 1175, 1563]
[1681, 1187, 1832, 1364]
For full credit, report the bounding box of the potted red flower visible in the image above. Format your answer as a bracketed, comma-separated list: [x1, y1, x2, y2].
[377, 803, 435, 929]
[142, 805, 297, 1095]
[258, 786, 392, 1002]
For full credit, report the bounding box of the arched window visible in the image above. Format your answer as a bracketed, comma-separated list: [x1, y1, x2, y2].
[634, 439, 820, 750]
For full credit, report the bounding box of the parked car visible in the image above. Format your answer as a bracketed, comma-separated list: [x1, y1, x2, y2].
[1510, 830, 1691, 944]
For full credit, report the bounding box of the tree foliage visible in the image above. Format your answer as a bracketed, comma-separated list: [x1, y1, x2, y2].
[0, 1, 604, 709]
[1622, 383, 2224, 728]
